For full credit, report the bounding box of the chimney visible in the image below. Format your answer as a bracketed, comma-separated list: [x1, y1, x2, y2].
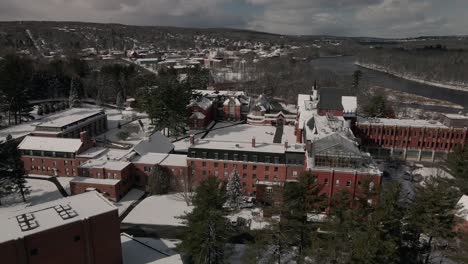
[284, 140, 289, 149]
[252, 137, 256, 148]
[306, 140, 312, 152]
[80, 131, 89, 144]
[189, 134, 195, 145]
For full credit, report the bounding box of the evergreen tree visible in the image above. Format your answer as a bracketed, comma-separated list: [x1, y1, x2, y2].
[351, 70, 362, 95]
[225, 165, 243, 209]
[446, 146, 468, 194]
[0, 140, 29, 202]
[180, 176, 228, 264]
[43, 103, 50, 114]
[362, 94, 395, 118]
[282, 172, 326, 259]
[68, 78, 80, 108]
[146, 165, 170, 195]
[37, 105, 43, 115]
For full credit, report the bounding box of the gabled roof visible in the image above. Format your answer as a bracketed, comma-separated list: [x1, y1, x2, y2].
[312, 132, 362, 157]
[18, 136, 83, 153]
[188, 97, 212, 110]
[190, 112, 206, 120]
[133, 132, 174, 156]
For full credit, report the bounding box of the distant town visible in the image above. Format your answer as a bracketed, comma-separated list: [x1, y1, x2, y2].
[1, 21, 468, 264]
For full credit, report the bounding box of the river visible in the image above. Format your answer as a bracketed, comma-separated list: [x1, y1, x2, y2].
[310, 56, 468, 111]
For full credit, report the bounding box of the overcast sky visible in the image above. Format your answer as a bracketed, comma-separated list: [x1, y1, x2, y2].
[0, 0, 466, 38]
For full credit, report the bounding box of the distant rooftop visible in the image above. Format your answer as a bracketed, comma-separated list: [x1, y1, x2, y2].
[0, 191, 116, 243]
[36, 108, 104, 129]
[358, 118, 447, 128]
[191, 140, 304, 154]
[132, 153, 187, 167]
[70, 177, 121, 186]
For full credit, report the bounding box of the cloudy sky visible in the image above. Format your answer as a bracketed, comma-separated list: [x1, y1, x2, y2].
[0, 0, 466, 37]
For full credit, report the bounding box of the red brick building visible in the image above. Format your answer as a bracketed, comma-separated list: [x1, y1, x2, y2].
[31, 108, 107, 138]
[188, 97, 213, 129]
[0, 191, 122, 264]
[354, 117, 468, 161]
[132, 153, 188, 189]
[19, 131, 95, 177]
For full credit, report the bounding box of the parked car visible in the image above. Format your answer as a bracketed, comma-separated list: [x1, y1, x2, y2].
[403, 172, 412, 181]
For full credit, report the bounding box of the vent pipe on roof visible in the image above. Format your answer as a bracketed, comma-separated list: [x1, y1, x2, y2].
[252, 137, 256, 148]
[189, 134, 195, 145]
[284, 140, 288, 150]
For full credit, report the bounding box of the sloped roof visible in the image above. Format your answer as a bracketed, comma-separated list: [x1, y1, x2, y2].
[312, 133, 362, 157]
[188, 97, 212, 110]
[190, 112, 206, 120]
[133, 132, 174, 155]
[317, 88, 347, 111]
[18, 136, 83, 153]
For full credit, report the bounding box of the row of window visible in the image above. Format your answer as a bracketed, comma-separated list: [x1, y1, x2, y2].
[24, 151, 75, 159]
[30, 166, 77, 176]
[196, 170, 298, 180]
[198, 161, 281, 172]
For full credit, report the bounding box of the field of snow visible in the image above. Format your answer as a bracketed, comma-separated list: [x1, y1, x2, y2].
[121, 233, 182, 264]
[123, 194, 193, 226]
[227, 208, 271, 230]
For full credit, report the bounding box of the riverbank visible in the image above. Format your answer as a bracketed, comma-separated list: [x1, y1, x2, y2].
[355, 62, 468, 92]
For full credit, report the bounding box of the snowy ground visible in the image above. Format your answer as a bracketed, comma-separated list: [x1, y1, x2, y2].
[56, 177, 74, 195]
[121, 233, 182, 264]
[114, 188, 145, 216]
[227, 208, 271, 230]
[0, 178, 64, 215]
[122, 194, 193, 226]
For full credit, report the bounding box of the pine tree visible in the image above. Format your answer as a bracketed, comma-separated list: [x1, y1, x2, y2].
[446, 146, 468, 194]
[0, 140, 29, 203]
[351, 70, 363, 95]
[225, 165, 243, 209]
[43, 103, 50, 114]
[146, 165, 170, 195]
[37, 105, 43, 115]
[180, 176, 228, 264]
[68, 78, 79, 108]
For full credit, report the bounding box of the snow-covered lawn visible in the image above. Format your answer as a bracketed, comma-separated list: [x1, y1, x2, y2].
[114, 188, 145, 216]
[121, 233, 182, 264]
[0, 178, 63, 215]
[122, 194, 193, 226]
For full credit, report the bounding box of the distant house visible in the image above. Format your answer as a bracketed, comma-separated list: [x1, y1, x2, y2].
[188, 97, 213, 129]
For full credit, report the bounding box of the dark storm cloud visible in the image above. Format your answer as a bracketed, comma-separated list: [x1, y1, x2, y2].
[0, 0, 465, 37]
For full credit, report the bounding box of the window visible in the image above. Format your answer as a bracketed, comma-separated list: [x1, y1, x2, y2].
[144, 167, 148, 172]
[243, 182, 247, 187]
[214, 153, 219, 159]
[274, 167, 278, 172]
[224, 153, 229, 160]
[191, 151, 196, 157]
[324, 178, 329, 185]
[224, 163, 228, 169]
[253, 165, 257, 170]
[266, 187, 273, 193]
[243, 173, 247, 178]
[107, 172, 111, 178]
[243, 164, 248, 170]
[214, 171, 219, 177]
[335, 180, 340, 186]
[252, 155, 257, 162]
[64, 160, 68, 165]
[274, 157, 279, 164]
[202, 170, 207, 176]
[30, 248, 38, 256]
[243, 154, 248, 161]
[265, 175, 269, 180]
[202, 162, 206, 167]
[214, 162, 218, 168]
[97, 173, 101, 178]
[253, 174, 257, 179]
[74, 235, 81, 242]
[233, 154, 238, 161]
[292, 171, 298, 177]
[224, 172, 228, 177]
[113, 173, 117, 178]
[346, 180, 352, 187]
[265, 156, 270, 163]
[265, 166, 269, 171]
[202, 152, 207, 158]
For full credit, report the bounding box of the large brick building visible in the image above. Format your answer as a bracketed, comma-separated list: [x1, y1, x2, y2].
[354, 115, 468, 162]
[31, 108, 107, 138]
[0, 191, 122, 264]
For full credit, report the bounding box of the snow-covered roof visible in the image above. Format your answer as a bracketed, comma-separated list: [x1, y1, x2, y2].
[358, 118, 447, 128]
[193, 89, 245, 97]
[70, 177, 121, 186]
[191, 140, 304, 154]
[76, 147, 107, 158]
[188, 97, 212, 110]
[123, 194, 194, 226]
[36, 108, 104, 129]
[223, 97, 241, 106]
[121, 233, 183, 264]
[190, 112, 206, 120]
[0, 191, 116, 243]
[132, 153, 187, 167]
[80, 159, 131, 171]
[341, 96, 357, 113]
[442, 113, 468, 120]
[18, 136, 83, 153]
[133, 132, 175, 156]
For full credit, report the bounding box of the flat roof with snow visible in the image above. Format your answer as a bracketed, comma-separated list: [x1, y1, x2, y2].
[191, 140, 304, 154]
[70, 177, 121, 186]
[132, 153, 187, 167]
[121, 233, 183, 264]
[18, 136, 83, 153]
[358, 118, 447, 128]
[36, 108, 104, 129]
[0, 191, 116, 243]
[80, 159, 131, 171]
